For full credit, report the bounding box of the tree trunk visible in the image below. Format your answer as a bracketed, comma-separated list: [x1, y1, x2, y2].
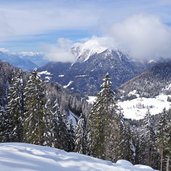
[166, 156, 170, 171]
[161, 149, 163, 171]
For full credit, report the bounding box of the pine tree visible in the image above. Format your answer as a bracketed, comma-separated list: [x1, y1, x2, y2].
[87, 73, 131, 161]
[44, 98, 70, 151]
[0, 109, 8, 142]
[120, 121, 135, 163]
[4, 69, 24, 142]
[165, 125, 171, 171]
[142, 108, 159, 168]
[74, 113, 87, 154]
[67, 122, 75, 152]
[156, 108, 169, 171]
[163, 109, 171, 171]
[43, 98, 55, 147]
[23, 70, 46, 145]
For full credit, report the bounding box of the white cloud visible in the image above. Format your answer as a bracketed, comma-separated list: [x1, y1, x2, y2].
[1, 1, 171, 62]
[109, 14, 171, 60]
[1, 0, 171, 42]
[44, 38, 75, 62]
[44, 14, 171, 62]
[43, 36, 118, 62]
[0, 3, 101, 41]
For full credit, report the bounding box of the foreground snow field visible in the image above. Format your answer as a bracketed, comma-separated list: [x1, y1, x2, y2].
[0, 143, 156, 171]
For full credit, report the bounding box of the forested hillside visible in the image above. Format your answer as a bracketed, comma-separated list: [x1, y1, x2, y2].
[1, 64, 171, 170]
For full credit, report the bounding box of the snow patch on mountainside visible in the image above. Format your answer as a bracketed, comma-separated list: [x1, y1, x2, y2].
[58, 74, 64, 78]
[38, 70, 52, 76]
[63, 81, 73, 88]
[0, 143, 155, 171]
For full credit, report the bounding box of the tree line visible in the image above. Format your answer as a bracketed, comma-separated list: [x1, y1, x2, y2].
[0, 70, 171, 170]
[0, 70, 74, 151]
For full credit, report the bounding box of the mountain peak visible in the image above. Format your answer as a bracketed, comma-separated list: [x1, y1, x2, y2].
[71, 37, 118, 62]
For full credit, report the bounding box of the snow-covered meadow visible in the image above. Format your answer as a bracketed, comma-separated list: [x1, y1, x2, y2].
[87, 93, 171, 120]
[0, 143, 156, 171]
[118, 93, 171, 120]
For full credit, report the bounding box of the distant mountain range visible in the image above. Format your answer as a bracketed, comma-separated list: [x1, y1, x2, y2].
[1, 51, 171, 120]
[0, 50, 48, 71]
[39, 46, 146, 95]
[2, 40, 171, 120]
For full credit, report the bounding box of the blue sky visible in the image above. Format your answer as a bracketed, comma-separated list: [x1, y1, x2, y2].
[0, 0, 171, 59]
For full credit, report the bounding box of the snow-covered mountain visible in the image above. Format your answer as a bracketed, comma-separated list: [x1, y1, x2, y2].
[39, 43, 146, 95]
[0, 143, 155, 171]
[71, 38, 109, 62]
[117, 60, 171, 119]
[0, 50, 48, 71]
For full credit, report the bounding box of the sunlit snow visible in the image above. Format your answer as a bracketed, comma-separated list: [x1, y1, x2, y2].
[0, 143, 155, 171]
[87, 96, 97, 104]
[118, 94, 171, 120]
[87, 94, 171, 120]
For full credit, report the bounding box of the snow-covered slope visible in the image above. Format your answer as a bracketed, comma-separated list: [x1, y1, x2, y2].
[0, 143, 155, 171]
[118, 93, 171, 120]
[87, 93, 171, 120]
[117, 61, 171, 119]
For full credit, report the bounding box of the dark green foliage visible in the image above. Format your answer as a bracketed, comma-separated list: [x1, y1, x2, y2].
[67, 121, 75, 151]
[23, 70, 46, 145]
[0, 109, 10, 142]
[156, 108, 171, 171]
[87, 73, 132, 161]
[2, 69, 24, 142]
[138, 109, 159, 169]
[44, 97, 72, 151]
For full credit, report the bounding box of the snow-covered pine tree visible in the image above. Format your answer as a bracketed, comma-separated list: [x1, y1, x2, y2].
[156, 108, 170, 171]
[67, 121, 75, 152]
[87, 73, 131, 161]
[74, 113, 87, 154]
[165, 123, 171, 171]
[4, 69, 24, 142]
[44, 98, 55, 147]
[44, 97, 70, 151]
[142, 108, 159, 169]
[23, 70, 46, 145]
[119, 120, 135, 163]
[0, 109, 8, 142]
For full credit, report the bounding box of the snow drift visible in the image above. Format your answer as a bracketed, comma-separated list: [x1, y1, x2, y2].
[0, 143, 155, 171]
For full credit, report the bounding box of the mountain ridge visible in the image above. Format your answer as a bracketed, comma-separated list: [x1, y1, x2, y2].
[39, 49, 146, 95]
[0, 50, 48, 71]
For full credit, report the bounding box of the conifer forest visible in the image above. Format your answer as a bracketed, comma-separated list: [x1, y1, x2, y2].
[1, 69, 171, 171]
